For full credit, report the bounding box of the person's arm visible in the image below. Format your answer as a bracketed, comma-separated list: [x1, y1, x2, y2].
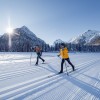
[40, 49, 43, 56]
[57, 49, 61, 57]
[31, 47, 35, 52]
[39, 47, 42, 56]
[32, 47, 36, 52]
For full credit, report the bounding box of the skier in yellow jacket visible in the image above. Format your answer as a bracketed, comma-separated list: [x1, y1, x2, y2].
[58, 43, 75, 73]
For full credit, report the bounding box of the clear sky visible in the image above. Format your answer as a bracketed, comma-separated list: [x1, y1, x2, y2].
[0, 0, 100, 45]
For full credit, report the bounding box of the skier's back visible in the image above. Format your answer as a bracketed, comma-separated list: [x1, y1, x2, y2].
[33, 45, 45, 65]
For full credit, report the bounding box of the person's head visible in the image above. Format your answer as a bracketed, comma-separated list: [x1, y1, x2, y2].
[60, 43, 65, 49]
[35, 45, 39, 48]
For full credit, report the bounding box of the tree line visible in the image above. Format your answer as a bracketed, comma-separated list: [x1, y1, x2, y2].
[51, 43, 100, 52]
[0, 40, 100, 52]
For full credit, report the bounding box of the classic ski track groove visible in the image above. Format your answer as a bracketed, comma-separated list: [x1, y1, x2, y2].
[0, 74, 62, 99]
[0, 57, 99, 81]
[0, 58, 100, 99]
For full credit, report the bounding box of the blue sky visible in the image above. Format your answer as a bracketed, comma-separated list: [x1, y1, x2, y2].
[0, 0, 100, 44]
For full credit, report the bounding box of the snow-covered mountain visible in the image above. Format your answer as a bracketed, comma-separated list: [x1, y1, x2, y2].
[14, 26, 45, 44]
[53, 39, 65, 46]
[0, 26, 46, 52]
[69, 30, 100, 45]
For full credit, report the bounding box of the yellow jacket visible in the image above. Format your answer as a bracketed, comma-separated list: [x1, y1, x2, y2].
[59, 47, 69, 59]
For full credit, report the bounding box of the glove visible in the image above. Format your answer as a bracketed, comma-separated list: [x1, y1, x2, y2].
[57, 55, 60, 57]
[31, 47, 34, 49]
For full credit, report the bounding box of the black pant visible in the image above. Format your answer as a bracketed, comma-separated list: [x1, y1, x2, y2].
[36, 53, 44, 64]
[60, 58, 75, 72]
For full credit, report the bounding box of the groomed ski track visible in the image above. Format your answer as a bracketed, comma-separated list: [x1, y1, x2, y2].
[0, 53, 100, 100]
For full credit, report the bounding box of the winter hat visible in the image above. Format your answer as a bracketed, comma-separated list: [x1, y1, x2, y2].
[61, 43, 65, 47]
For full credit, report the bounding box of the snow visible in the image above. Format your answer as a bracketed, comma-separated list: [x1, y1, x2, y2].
[20, 26, 36, 37]
[0, 52, 100, 100]
[68, 37, 77, 43]
[69, 30, 100, 44]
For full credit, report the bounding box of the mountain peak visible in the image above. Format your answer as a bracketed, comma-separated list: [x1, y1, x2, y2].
[54, 39, 64, 43]
[87, 30, 93, 32]
[53, 39, 65, 46]
[0, 26, 46, 52]
[69, 30, 100, 45]
[21, 26, 29, 31]
[85, 30, 100, 34]
[18, 26, 37, 37]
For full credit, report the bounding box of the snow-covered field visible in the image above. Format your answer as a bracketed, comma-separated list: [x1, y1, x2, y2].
[0, 52, 100, 100]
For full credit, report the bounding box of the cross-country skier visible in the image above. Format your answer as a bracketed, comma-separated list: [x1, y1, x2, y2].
[58, 43, 75, 74]
[32, 45, 45, 65]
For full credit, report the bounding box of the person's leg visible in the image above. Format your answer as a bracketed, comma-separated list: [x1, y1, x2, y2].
[66, 58, 75, 71]
[60, 59, 65, 73]
[38, 53, 45, 62]
[39, 56, 45, 62]
[35, 56, 39, 65]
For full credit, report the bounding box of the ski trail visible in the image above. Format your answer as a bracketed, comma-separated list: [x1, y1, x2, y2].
[0, 74, 63, 99]
[0, 53, 100, 100]
[0, 57, 99, 82]
[0, 59, 99, 99]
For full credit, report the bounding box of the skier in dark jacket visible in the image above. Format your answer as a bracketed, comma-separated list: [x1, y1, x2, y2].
[58, 43, 75, 73]
[33, 45, 45, 65]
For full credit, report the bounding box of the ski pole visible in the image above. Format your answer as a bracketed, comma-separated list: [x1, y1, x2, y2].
[64, 59, 69, 75]
[30, 52, 32, 66]
[30, 47, 33, 66]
